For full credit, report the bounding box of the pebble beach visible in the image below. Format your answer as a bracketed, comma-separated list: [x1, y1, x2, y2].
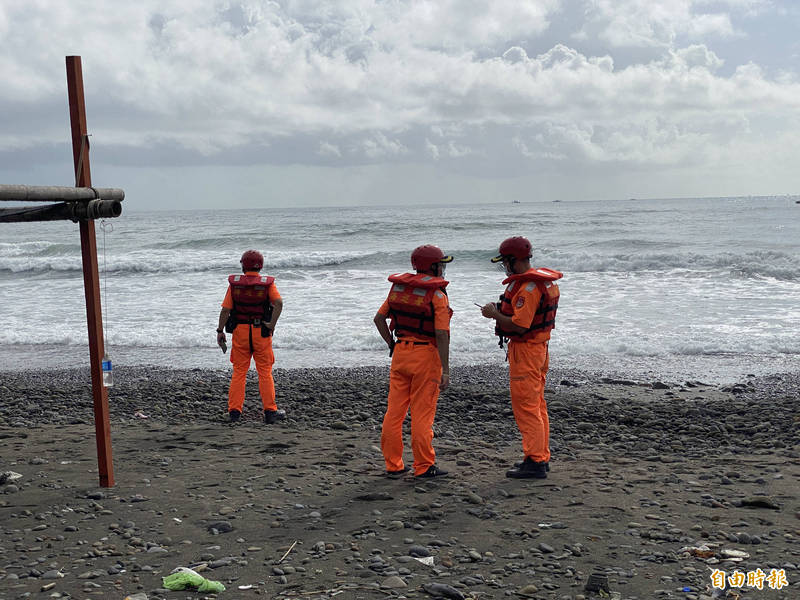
[1, 365, 799, 600]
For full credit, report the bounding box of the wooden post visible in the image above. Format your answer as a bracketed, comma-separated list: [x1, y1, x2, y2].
[66, 56, 114, 488]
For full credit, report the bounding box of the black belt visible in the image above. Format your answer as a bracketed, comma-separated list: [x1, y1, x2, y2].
[397, 340, 429, 346]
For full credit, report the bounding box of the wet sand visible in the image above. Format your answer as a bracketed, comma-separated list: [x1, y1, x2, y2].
[1, 365, 799, 600]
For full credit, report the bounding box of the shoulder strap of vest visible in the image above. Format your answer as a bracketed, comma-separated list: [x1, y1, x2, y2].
[502, 267, 562, 286]
[229, 274, 275, 286]
[388, 272, 449, 289]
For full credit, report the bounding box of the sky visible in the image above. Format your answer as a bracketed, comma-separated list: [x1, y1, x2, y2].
[1, 0, 799, 209]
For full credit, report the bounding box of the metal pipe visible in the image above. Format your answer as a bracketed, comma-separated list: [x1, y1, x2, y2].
[0, 200, 123, 223]
[0, 185, 124, 202]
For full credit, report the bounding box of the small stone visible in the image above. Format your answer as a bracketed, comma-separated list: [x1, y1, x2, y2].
[77, 569, 105, 579]
[207, 521, 233, 534]
[465, 492, 483, 505]
[422, 583, 464, 599]
[209, 557, 234, 568]
[41, 570, 63, 579]
[382, 575, 407, 589]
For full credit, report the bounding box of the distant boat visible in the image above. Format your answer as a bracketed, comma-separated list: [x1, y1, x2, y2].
[552, 199, 562, 203]
[512, 200, 521, 204]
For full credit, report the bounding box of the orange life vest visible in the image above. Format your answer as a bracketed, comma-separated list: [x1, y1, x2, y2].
[228, 274, 275, 331]
[386, 273, 450, 342]
[495, 268, 562, 343]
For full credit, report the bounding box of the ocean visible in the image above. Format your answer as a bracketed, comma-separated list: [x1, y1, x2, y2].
[1, 196, 798, 383]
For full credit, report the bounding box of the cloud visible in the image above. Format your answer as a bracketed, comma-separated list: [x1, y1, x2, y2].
[0, 0, 799, 205]
[581, 0, 771, 48]
[359, 132, 408, 159]
[425, 139, 440, 160]
[318, 140, 342, 158]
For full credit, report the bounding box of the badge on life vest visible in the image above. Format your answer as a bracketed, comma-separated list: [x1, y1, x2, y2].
[516, 296, 525, 308]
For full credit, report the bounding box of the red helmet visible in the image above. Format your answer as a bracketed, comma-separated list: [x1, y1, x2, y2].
[410, 245, 454, 271]
[240, 249, 264, 271]
[490, 236, 532, 262]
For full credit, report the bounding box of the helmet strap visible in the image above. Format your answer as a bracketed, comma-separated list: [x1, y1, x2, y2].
[506, 256, 517, 276]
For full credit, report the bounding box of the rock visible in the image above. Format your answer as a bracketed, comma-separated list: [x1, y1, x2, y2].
[408, 545, 431, 557]
[41, 570, 63, 579]
[355, 492, 393, 501]
[209, 557, 234, 568]
[382, 575, 407, 588]
[739, 496, 780, 509]
[464, 492, 483, 504]
[422, 582, 465, 599]
[207, 521, 234, 534]
[77, 569, 106, 579]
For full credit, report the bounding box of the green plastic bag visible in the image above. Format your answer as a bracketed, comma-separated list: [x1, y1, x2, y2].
[162, 567, 225, 593]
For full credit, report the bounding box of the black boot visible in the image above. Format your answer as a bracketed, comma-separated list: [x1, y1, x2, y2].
[416, 464, 448, 478]
[264, 409, 286, 424]
[515, 459, 550, 472]
[506, 457, 547, 479]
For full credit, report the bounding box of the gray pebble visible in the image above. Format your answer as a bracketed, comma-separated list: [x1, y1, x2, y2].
[382, 575, 407, 588]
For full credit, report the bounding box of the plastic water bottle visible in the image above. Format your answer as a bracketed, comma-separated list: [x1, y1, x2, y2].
[102, 353, 113, 387]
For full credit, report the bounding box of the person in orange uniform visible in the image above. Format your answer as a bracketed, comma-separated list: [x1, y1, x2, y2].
[373, 245, 453, 478]
[216, 250, 284, 424]
[481, 236, 562, 479]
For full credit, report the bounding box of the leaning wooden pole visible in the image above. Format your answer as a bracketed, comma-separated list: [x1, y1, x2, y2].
[66, 56, 114, 487]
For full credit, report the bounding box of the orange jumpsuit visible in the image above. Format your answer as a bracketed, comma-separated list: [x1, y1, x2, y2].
[378, 290, 451, 476]
[221, 272, 282, 414]
[505, 275, 554, 464]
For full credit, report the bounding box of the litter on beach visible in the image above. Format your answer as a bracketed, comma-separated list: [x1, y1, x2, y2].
[162, 566, 225, 593]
